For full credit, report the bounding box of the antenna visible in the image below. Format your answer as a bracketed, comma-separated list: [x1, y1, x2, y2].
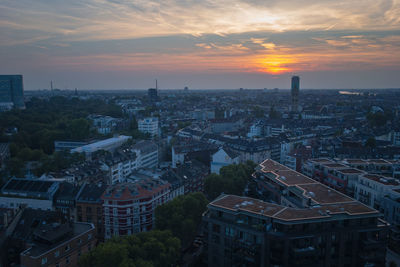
[50, 80, 53, 91]
[155, 79, 158, 90]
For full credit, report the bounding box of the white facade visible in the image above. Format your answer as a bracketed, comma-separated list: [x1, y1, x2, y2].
[0, 197, 53, 210]
[172, 147, 185, 168]
[211, 148, 240, 174]
[247, 123, 262, 138]
[354, 174, 400, 210]
[138, 117, 159, 137]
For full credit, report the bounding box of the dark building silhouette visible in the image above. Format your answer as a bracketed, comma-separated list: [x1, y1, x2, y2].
[148, 79, 158, 103]
[291, 75, 300, 112]
[0, 74, 25, 109]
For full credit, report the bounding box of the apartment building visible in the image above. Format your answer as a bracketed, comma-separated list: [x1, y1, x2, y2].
[102, 179, 170, 239]
[203, 159, 389, 267]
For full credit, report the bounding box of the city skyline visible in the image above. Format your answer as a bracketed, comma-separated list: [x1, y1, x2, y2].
[1, 0, 400, 89]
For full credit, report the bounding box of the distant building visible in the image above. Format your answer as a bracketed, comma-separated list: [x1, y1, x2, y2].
[148, 88, 158, 103]
[54, 140, 88, 152]
[102, 179, 170, 238]
[138, 117, 159, 137]
[0, 75, 25, 109]
[70, 135, 131, 155]
[291, 75, 300, 112]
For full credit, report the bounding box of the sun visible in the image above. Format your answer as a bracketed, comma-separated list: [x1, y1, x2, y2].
[254, 55, 296, 74]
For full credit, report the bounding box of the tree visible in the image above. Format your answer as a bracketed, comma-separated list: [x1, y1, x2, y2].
[204, 161, 256, 200]
[365, 137, 376, 148]
[79, 230, 180, 267]
[155, 193, 208, 248]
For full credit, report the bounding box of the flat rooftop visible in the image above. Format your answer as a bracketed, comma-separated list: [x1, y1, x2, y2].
[324, 163, 348, 169]
[338, 168, 364, 174]
[252, 159, 379, 221]
[210, 195, 377, 223]
[297, 183, 354, 205]
[308, 158, 335, 164]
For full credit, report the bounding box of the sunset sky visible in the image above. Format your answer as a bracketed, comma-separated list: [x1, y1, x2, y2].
[1, 0, 400, 89]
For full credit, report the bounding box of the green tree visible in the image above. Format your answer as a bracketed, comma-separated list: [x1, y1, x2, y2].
[155, 193, 208, 248]
[79, 230, 180, 267]
[204, 161, 256, 200]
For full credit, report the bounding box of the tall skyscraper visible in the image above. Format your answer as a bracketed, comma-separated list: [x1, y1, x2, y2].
[291, 75, 300, 112]
[148, 79, 158, 103]
[0, 75, 25, 109]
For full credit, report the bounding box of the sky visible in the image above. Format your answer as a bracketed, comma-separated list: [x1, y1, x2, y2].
[0, 0, 400, 90]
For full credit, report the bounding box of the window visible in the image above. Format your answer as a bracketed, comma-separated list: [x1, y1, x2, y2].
[41, 257, 47, 265]
[54, 250, 60, 257]
[88, 233, 92, 240]
[66, 256, 70, 264]
[65, 245, 70, 251]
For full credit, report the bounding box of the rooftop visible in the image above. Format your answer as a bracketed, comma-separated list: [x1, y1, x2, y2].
[210, 194, 377, 223]
[76, 183, 107, 203]
[362, 174, 400, 186]
[102, 179, 170, 201]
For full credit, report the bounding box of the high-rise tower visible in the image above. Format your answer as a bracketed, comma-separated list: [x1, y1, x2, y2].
[291, 75, 300, 112]
[0, 75, 25, 109]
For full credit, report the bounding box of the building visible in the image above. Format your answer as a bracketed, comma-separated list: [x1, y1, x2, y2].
[202, 159, 389, 267]
[70, 135, 131, 155]
[291, 75, 300, 112]
[53, 182, 80, 221]
[17, 209, 95, 267]
[211, 147, 240, 174]
[133, 140, 158, 169]
[0, 75, 25, 109]
[102, 179, 170, 239]
[138, 117, 159, 137]
[0, 178, 60, 210]
[148, 88, 158, 103]
[54, 141, 88, 152]
[0, 143, 10, 167]
[354, 174, 400, 211]
[76, 183, 108, 241]
[88, 115, 124, 135]
[175, 160, 209, 194]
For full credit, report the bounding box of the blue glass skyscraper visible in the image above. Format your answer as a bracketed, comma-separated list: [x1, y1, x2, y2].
[0, 75, 25, 109]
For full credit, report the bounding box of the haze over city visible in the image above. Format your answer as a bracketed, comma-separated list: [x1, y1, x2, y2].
[1, 0, 400, 89]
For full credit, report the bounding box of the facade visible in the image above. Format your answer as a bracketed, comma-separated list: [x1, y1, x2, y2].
[354, 174, 400, 210]
[0, 75, 25, 109]
[102, 179, 170, 239]
[291, 75, 300, 112]
[138, 117, 159, 137]
[211, 147, 240, 174]
[76, 183, 108, 241]
[203, 159, 389, 267]
[0, 178, 60, 210]
[133, 140, 158, 169]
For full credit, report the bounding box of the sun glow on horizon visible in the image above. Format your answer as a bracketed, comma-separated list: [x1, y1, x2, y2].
[254, 55, 297, 74]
